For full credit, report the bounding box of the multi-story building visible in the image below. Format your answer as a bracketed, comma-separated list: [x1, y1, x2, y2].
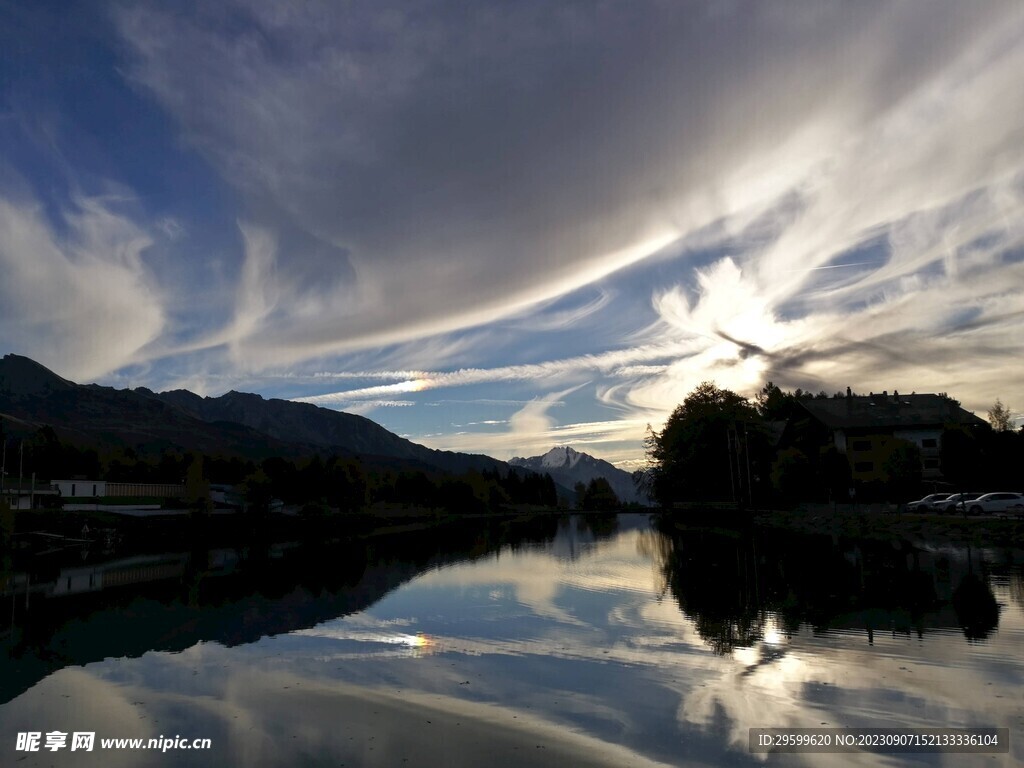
[799, 391, 987, 482]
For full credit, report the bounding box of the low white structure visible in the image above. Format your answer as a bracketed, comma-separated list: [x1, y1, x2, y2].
[51, 480, 185, 499]
[1, 484, 61, 510]
[52, 479, 107, 498]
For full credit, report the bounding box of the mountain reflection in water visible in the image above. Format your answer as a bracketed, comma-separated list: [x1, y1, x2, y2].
[1, 513, 1022, 767]
[0, 516, 565, 705]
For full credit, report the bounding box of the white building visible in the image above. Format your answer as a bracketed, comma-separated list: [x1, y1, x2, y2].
[52, 479, 107, 498]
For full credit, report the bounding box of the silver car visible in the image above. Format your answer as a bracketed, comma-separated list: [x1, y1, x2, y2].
[939, 492, 982, 514]
[906, 493, 954, 512]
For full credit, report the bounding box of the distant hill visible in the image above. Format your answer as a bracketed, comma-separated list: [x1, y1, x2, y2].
[0, 354, 292, 459]
[0, 354, 503, 475]
[148, 387, 503, 474]
[509, 446, 643, 504]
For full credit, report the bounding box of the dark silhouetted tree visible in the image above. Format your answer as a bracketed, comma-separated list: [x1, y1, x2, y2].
[820, 445, 852, 506]
[577, 477, 620, 510]
[755, 381, 791, 421]
[940, 427, 983, 491]
[0, 495, 13, 550]
[771, 448, 811, 503]
[647, 382, 758, 505]
[185, 453, 212, 514]
[240, 468, 274, 517]
[881, 439, 922, 501]
[987, 399, 1012, 432]
[573, 481, 586, 510]
[329, 459, 368, 512]
[632, 467, 653, 503]
[437, 478, 485, 514]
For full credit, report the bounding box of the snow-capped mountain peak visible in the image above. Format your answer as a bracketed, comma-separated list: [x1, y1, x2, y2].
[540, 446, 583, 469]
[510, 446, 643, 504]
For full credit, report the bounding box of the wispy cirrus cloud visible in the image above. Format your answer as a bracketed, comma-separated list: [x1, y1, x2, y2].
[416, 414, 648, 465]
[292, 342, 694, 408]
[502, 289, 615, 333]
[340, 399, 416, 416]
[0, 187, 165, 380]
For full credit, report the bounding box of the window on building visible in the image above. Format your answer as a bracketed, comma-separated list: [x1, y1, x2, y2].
[71, 484, 76, 497]
[854, 461, 874, 472]
[922, 438, 937, 448]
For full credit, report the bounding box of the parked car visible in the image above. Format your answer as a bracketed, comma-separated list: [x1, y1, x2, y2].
[966, 492, 1024, 516]
[905, 493, 953, 513]
[939, 492, 983, 514]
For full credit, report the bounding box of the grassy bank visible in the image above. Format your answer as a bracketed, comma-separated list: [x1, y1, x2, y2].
[752, 505, 1024, 547]
[654, 501, 1023, 547]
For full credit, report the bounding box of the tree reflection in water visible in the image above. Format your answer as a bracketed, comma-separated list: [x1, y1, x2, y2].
[644, 516, 1003, 655]
[0, 513, 569, 705]
[1011, 570, 1024, 611]
[952, 573, 999, 640]
[577, 512, 619, 540]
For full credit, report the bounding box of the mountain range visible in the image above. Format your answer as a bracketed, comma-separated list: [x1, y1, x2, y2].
[0, 354, 501, 475]
[0, 355, 639, 500]
[510, 446, 643, 504]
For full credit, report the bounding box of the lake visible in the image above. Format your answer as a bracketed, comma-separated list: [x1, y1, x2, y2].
[2, 513, 1022, 766]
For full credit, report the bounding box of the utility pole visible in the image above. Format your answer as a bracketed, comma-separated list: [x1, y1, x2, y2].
[19, 440, 24, 510]
[726, 427, 737, 503]
[743, 422, 753, 508]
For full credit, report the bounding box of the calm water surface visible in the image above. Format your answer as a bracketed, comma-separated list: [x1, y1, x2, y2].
[2, 513, 1022, 767]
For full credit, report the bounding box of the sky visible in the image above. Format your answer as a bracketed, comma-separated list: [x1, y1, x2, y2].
[2, 1, 1023, 468]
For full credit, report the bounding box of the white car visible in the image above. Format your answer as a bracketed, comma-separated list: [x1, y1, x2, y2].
[939, 492, 986, 513]
[906, 493, 953, 513]
[966, 492, 1024, 516]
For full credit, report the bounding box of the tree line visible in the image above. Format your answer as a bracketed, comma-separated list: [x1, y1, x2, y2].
[0, 420, 560, 516]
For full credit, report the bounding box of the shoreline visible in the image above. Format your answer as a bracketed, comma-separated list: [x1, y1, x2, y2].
[7, 503, 1022, 555]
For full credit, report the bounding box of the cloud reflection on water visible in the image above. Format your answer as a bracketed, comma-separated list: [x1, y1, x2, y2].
[2, 515, 1021, 767]
[268, 517, 1023, 765]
